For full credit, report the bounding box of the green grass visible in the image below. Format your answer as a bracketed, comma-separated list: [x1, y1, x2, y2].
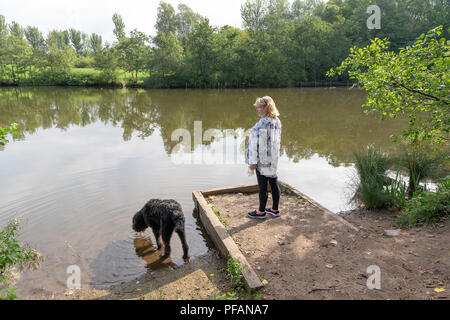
[351, 145, 449, 227]
[212, 292, 239, 300]
[209, 204, 228, 227]
[351, 145, 395, 209]
[384, 171, 408, 211]
[396, 178, 450, 227]
[71, 67, 100, 75]
[226, 256, 246, 292]
[0, 66, 150, 87]
[216, 256, 262, 300]
[401, 145, 443, 196]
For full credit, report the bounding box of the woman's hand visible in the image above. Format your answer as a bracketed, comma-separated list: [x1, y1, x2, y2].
[249, 165, 257, 170]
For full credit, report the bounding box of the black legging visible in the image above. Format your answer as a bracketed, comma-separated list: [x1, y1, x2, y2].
[255, 168, 280, 212]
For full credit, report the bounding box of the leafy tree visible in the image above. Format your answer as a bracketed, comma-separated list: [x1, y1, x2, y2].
[89, 33, 103, 55]
[291, 0, 322, 20]
[8, 21, 24, 40]
[116, 29, 150, 84]
[2, 35, 32, 84]
[215, 26, 247, 87]
[185, 18, 219, 87]
[155, 2, 178, 36]
[175, 3, 203, 46]
[0, 16, 9, 81]
[46, 30, 70, 50]
[328, 26, 449, 145]
[232, 29, 258, 87]
[327, 0, 449, 52]
[45, 45, 77, 81]
[266, 0, 291, 21]
[94, 44, 119, 84]
[290, 15, 325, 82]
[69, 28, 87, 55]
[241, 0, 268, 33]
[149, 31, 184, 87]
[24, 26, 46, 50]
[81, 33, 89, 54]
[0, 0, 448, 88]
[112, 13, 126, 41]
[0, 15, 9, 45]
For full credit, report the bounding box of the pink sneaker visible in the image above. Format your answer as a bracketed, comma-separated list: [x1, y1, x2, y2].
[265, 208, 280, 217]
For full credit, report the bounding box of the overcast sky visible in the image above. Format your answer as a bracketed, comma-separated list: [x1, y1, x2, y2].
[0, 0, 248, 43]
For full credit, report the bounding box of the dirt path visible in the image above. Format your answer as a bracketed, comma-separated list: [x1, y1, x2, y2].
[207, 191, 449, 300]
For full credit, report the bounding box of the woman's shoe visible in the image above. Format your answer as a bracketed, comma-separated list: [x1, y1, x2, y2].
[265, 208, 280, 217]
[247, 210, 267, 219]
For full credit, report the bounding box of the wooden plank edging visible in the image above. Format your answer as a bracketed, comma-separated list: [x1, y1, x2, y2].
[278, 181, 359, 232]
[192, 190, 264, 290]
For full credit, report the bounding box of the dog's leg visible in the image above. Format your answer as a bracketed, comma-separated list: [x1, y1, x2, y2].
[174, 219, 189, 260]
[151, 225, 162, 250]
[161, 223, 174, 259]
[175, 228, 189, 260]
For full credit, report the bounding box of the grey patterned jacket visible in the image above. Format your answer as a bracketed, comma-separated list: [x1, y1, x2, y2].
[245, 116, 282, 178]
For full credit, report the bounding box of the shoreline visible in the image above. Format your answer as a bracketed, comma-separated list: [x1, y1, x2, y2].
[23, 205, 449, 300]
[0, 81, 356, 90]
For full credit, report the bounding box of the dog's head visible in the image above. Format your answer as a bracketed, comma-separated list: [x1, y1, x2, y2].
[132, 210, 147, 232]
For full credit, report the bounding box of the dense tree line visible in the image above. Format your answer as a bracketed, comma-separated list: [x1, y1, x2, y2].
[0, 0, 448, 88]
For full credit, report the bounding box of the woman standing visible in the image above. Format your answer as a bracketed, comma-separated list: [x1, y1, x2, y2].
[245, 96, 282, 219]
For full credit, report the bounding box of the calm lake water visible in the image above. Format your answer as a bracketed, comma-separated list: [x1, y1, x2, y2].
[0, 86, 409, 296]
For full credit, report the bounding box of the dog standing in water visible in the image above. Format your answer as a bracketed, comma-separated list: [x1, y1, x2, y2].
[132, 199, 189, 260]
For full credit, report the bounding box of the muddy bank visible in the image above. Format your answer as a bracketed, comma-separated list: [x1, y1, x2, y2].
[29, 251, 236, 300]
[23, 192, 449, 300]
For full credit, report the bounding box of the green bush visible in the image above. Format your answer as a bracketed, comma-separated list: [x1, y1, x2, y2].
[0, 216, 44, 300]
[67, 69, 102, 86]
[74, 56, 95, 68]
[98, 69, 121, 86]
[1, 125, 44, 299]
[397, 178, 450, 227]
[45, 68, 72, 85]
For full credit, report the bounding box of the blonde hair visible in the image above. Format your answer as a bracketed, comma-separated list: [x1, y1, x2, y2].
[253, 96, 280, 118]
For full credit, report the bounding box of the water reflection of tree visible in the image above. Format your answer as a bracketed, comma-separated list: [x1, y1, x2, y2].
[0, 87, 409, 166]
[0, 87, 160, 142]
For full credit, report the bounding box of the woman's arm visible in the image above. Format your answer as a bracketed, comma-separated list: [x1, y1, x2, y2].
[246, 120, 262, 167]
[246, 128, 259, 166]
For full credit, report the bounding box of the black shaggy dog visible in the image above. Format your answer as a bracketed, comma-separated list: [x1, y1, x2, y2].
[132, 199, 189, 260]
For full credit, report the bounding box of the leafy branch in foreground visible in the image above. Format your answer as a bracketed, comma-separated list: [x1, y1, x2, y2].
[0, 216, 44, 299]
[328, 26, 449, 146]
[0, 123, 21, 147]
